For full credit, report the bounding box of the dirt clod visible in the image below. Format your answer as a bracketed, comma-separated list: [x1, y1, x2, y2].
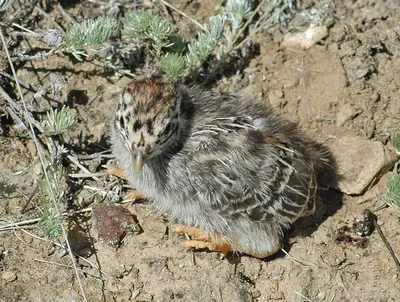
[1, 271, 17, 283]
[92, 203, 139, 247]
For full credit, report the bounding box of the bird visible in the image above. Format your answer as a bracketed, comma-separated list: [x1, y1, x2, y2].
[109, 78, 325, 258]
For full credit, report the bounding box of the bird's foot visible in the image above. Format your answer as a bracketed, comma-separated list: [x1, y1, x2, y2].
[107, 165, 128, 180]
[107, 165, 145, 200]
[175, 225, 231, 257]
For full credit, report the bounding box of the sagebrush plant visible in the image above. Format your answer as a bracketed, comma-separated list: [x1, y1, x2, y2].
[383, 133, 400, 210]
[38, 151, 67, 240]
[184, 15, 226, 75]
[38, 106, 77, 239]
[65, 16, 117, 60]
[121, 0, 253, 79]
[41, 106, 78, 136]
[40, 212, 63, 240]
[392, 133, 400, 156]
[384, 175, 400, 210]
[266, 0, 296, 27]
[160, 53, 186, 80]
[39, 162, 66, 201]
[221, 0, 252, 53]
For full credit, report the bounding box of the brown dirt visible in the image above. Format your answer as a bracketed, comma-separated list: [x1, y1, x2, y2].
[1, 1, 400, 301]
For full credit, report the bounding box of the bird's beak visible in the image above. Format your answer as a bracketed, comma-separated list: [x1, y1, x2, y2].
[132, 150, 146, 173]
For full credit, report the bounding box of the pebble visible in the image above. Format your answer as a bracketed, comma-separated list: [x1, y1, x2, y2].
[327, 136, 398, 194]
[26, 140, 37, 158]
[268, 89, 286, 108]
[282, 26, 328, 50]
[2, 271, 17, 283]
[336, 103, 356, 127]
[135, 290, 153, 302]
[92, 203, 138, 247]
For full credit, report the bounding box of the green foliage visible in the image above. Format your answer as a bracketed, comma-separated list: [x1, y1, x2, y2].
[38, 163, 65, 240]
[161, 53, 186, 79]
[65, 16, 117, 60]
[224, 0, 252, 32]
[384, 175, 400, 210]
[40, 211, 63, 240]
[0, 0, 12, 11]
[39, 164, 65, 201]
[185, 16, 226, 75]
[392, 133, 400, 155]
[147, 17, 173, 59]
[121, 3, 255, 79]
[267, 0, 295, 27]
[42, 106, 78, 136]
[383, 133, 400, 210]
[121, 11, 153, 43]
[122, 12, 172, 59]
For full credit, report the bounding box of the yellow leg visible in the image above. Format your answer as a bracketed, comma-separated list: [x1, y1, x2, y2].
[175, 225, 232, 257]
[108, 165, 128, 180]
[107, 165, 145, 200]
[176, 225, 282, 259]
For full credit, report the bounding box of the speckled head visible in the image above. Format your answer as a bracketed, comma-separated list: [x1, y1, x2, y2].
[114, 80, 183, 173]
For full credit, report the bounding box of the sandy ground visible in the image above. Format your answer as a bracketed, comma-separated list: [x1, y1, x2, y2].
[1, 0, 400, 301]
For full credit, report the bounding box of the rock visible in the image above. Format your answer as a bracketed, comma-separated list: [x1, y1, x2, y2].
[282, 26, 328, 50]
[92, 203, 139, 247]
[135, 289, 153, 302]
[2, 271, 17, 283]
[238, 84, 263, 101]
[26, 140, 37, 158]
[336, 103, 357, 127]
[267, 89, 285, 108]
[327, 136, 397, 195]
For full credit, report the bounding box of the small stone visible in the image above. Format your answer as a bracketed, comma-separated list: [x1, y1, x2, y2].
[162, 288, 175, 301]
[92, 203, 139, 247]
[268, 89, 286, 108]
[135, 290, 153, 302]
[282, 77, 298, 89]
[336, 103, 356, 127]
[238, 84, 263, 101]
[26, 140, 37, 158]
[14, 140, 27, 153]
[326, 136, 398, 194]
[2, 271, 17, 283]
[282, 26, 328, 50]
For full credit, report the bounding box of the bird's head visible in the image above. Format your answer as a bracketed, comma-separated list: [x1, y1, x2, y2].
[114, 80, 183, 173]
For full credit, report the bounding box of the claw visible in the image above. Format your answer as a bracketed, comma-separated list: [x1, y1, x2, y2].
[176, 225, 232, 257]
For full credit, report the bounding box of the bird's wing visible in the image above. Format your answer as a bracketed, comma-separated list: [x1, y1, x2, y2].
[185, 116, 317, 223]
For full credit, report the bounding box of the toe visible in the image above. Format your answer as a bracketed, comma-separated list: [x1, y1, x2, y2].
[185, 239, 232, 257]
[108, 165, 128, 180]
[175, 225, 207, 238]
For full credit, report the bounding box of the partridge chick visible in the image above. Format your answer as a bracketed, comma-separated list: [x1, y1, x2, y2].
[110, 79, 324, 258]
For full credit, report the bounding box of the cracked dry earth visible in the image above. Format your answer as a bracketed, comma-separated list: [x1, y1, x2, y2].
[1, 0, 400, 301]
